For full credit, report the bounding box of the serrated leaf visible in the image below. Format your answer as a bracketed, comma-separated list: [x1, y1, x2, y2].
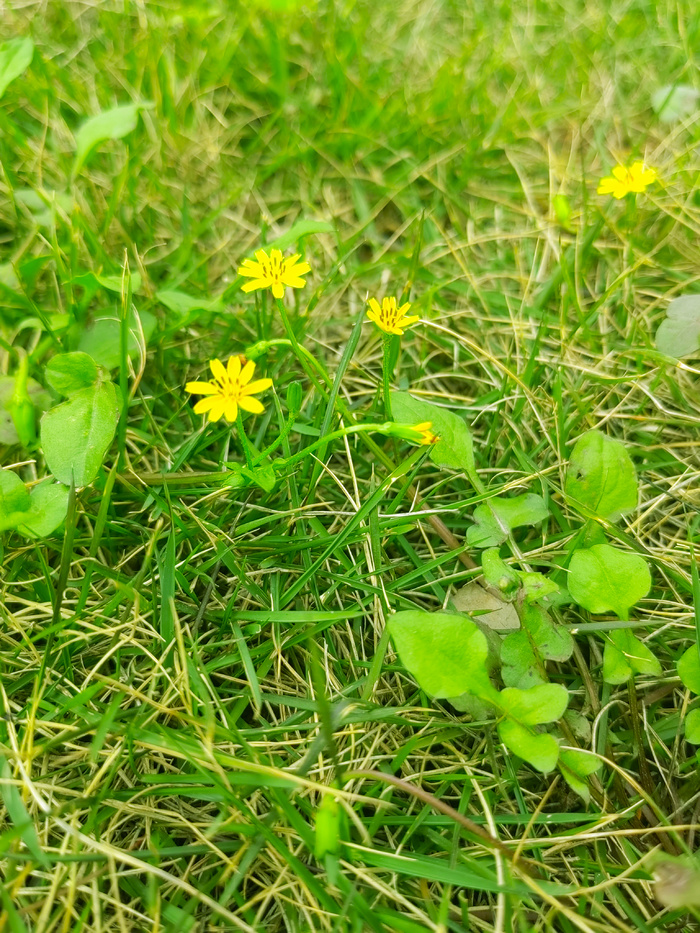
[678, 645, 700, 695]
[45, 352, 100, 396]
[655, 295, 700, 360]
[565, 430, 638, 521]
[391, 391, 478, 485]
[499, 683, 568, 725]
[568, 544, 651, 620]
[77, 309, 155, 370]
[388, 610, 497, 700]
[602, 629, 662, 684]
[467, 493, 549, 548]
[0, 38, 34, 99]
[652, 84, 700, 123]
[40, 383, 119, 487]
[73, 103, 151, 174]
[498, 719, 559, 772]
[264, 220, 334, 252]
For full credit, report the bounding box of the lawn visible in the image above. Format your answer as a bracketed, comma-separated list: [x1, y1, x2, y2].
[2, 0, 700, 930]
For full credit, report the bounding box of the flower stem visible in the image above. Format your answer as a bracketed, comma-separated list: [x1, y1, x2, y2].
[382, 334, 393, 420]
[236, 412, 254, 467]
[275, 298, 331, 398]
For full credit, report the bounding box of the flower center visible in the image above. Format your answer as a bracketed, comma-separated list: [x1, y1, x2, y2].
[261, 254, 283, 285]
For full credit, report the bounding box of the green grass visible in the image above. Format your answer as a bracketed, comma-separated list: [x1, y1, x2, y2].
[2, 0, 700, 930]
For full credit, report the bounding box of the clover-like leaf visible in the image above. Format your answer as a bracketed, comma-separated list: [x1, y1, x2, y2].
[391, 392, 479, 487]
[565, 430, 638, 521]
[467, 493, 549, 548]
[388, 610, 497, 701]
[602, 629, 661, 684]
[568, 545, 651, 620]
[655, 295, 700, 360]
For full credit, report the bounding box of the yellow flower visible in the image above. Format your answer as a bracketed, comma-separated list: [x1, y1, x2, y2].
[237, 248, 311, 300]
[366, 296, 420, 336]
[597, 161, 657, 199]
[186, 356, 272, 423]
[412, 421, 439, 445]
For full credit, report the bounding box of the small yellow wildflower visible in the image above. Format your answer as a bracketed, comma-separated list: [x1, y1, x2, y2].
[186, 356, 272, 423]
[410, 421, 439, 445]
[237, 248, 311, 300]
[597, 161, 657, 199]
[366, 296, 420, 336]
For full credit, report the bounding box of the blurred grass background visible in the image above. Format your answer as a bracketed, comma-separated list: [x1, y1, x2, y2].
[1, 0, 700, 930]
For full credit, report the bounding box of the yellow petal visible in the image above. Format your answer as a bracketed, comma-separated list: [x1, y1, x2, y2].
[397, 302, 412, 316]
[207, 399, 226, 422]
[286, 260, 311, 276]
[254, 249, 270, 263]
[241, 279, 268, 293]
[239, 359, 256, 384]
[270, 249, 283, 263]
[241, 377, 272, 395]
[185, 381, 219, 395]
[399, 314, 420, 328]
[210, 359, 227, 383]
[612, 165, 628, 181]
[597, 178, 615, 194]
[194, 396, 221, 414]
[223, 400, 238, 422]
[272, 282, 285, 299]
[238, 395, 265, 414]
[227, 355, 242, 380]
[368, 298, 381, 315]
[280, 276, 307, 289]
[237, 262, 265, 278]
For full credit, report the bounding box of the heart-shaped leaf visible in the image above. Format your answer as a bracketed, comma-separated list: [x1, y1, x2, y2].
[565, 430, 638, 521]
[388, 610, 497, 700]
[40, 383, 119, 487]
[568, 544, 651, 620]
[497, 719, 559, 773]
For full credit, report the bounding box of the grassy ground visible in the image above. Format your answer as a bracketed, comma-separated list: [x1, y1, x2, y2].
[2, 0, 700, 930]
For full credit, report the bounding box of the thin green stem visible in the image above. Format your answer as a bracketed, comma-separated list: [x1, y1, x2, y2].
[236, 412, 254, 467]
[275, 298, 331, 399]
[382, 333, 393, 420]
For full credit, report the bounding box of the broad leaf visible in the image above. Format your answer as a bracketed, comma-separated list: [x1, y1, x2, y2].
[264, 220, 334, 252]
[602, 629, 661, 684]
[499, 683, 568, 725]
[568, 544, 651, 620]
[156, 289, 223, 317]
[45, 352, 100, 396]
[0, 470, 31, 525]
[652, 84, 700, 123]
[565, 430, 637, 521]
[467, 493, 549, 548]
[451, 581, 520, 633]
[72, 270, 143, 295]
[0, 377, 50, 445]
[501, 605, 573, 689]
[0, 38, 34, 99]
[655, 295, 700, 360]
[388, 610, 496, 700]
[501, 633, 545, 689]
[40, 383, 119, 487]
[686, 709, 700, 744]
[481, 548, 519, 596]
[391, 391, 478, 485]
[497, 719, 559, 773]
[74, 103, 150, 173]
[678, 645, 700, 695]
[15, 483, 69, 538]
[558, 749, 602, 802]
[77, 309, 156, 369]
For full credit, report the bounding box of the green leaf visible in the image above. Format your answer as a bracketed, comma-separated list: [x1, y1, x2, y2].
[652, 84, 700, 123]
[602, 629, 662, 684]
[15, 483, 70, 538]
[388, 610, 497, 700]
[72, 270, 143, 294]
[391, 391, 479, 485]
[0, 470, 31, 527]
[678, 645, 700, 695]
[500, 633, 545, 689]
[518, 572, 560, 603]
[565, 430, 638, 521]
[241, 464, 276, 493]
[77, 309, 156, 369]
[481, 548, 519, 596]
[74, 103, 150, 174]
[0, 755, 48, 867]
[686, 709, 700, 744]
[0, 376, 51, 445]
[558, 749, 602, 802]
[156, 289, 223, 317]
[568, 544, 651, 620]
[501, 605, 573, 688]
[40, 383, 119, 487]
[466, 493, 549, 548]
[263, 220, 334, 252]
[0, 38, 34, 99]
[497, 719, 559, 773]
[45, 352, 100, 396]
[655, 295, 700, 360]
[499, 683, 568, 725]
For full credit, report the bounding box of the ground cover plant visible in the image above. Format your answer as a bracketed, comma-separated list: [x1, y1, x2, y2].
[2, 0, 700, 930]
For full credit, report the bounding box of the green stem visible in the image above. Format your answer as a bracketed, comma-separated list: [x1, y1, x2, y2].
[275, 298, 331, 399]
[382, 334, 393, 420]
[236, 412, 254, 467]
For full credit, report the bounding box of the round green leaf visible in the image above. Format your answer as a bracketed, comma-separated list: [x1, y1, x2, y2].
[678, 645, 700, 695]
[467, 494, 549, 548]
[497, 719, 559, 773]
[685, 709, 700, 744]
[568, 545, 651, 620]
[0, 470, 31, 530]
[499, 683, 569, 725]
[602, 629, 661, 684]
[45, 352, 100, 397]
[40, 383, 119, 487]
[565, 430, 638, 521]
[655, 295, 700, 360]
[388, 610, 496, 700]
[16, 483, 70, 538]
